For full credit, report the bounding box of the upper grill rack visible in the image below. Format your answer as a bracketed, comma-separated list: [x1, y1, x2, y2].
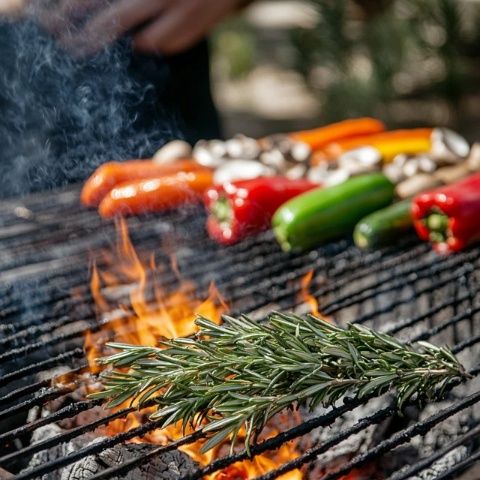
[0, 184, 479, 480]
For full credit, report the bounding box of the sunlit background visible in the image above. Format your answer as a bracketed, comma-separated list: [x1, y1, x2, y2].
[211, 0, 480, 140]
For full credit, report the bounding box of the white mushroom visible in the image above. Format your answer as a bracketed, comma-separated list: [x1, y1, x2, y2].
[383, 163, 405, 184]
[396, 174, 442, 199]
[391, 153, 409, 168]
[153, 140, 192, 164]
[467, 143, 480, 172]
[403, 158, 420, 178]
[290, 141, 311, 163]
[307, 164, 330, 184]
[260, 149, 287, 171]
[225, 137, 246, 159]
[434, 163, 470, 184]
[417, 155, 437, 174]
[324, 168, 351, 187]
[285, 164, 307, 180]
[193, 141, 225, 168]
[209, 139, 228, 159]
[213, 160, 275, 185]
[338, 147, 382, 175]
[237, 135, 261, 159]
[430, 128, 470, 164]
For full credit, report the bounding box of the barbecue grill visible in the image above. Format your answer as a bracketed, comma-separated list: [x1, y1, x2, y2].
[0, 184, 479, 480]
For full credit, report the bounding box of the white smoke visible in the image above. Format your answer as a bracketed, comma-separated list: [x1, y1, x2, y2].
[0, 18, 183, 197]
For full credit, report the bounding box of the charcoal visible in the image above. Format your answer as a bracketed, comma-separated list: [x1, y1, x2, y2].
[25, 425, 197, 480]
[408, 401, 472, 457]
[405, 446, 468, 480]
[62, 439, 197, 480]
[302, 396, 393, 466]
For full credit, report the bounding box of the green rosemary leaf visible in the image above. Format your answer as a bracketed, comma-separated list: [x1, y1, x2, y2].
[92, 313, 468, 453]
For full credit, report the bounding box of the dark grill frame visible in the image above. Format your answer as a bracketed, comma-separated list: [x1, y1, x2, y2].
[0, 184, 479, 480]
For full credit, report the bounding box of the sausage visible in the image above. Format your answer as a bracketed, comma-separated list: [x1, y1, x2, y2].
[81, 159, 203, 207]
[98, 170, 213, 218]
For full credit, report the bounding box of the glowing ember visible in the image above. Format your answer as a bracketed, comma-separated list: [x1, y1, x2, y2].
[83, 219, 302, 480]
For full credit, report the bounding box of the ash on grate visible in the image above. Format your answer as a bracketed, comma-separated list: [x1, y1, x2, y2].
[384, 399, 475, 479]
[301, 396, 395, 477]
[404, 446, 469, 480]
[25, 424, 198, 480]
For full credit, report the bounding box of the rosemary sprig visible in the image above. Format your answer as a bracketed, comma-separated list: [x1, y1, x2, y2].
[91, 313, 469, 453]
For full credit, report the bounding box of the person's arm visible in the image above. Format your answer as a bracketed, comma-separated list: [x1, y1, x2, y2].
[29, 0, 251, 57]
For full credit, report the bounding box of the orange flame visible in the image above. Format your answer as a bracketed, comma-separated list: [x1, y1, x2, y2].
[300, 270, 320, 317]
[83, 219, 302, 480]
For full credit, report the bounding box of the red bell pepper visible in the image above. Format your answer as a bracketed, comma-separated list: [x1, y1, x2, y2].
[205, 177, 317, 245]
[412, 172, 480, 253]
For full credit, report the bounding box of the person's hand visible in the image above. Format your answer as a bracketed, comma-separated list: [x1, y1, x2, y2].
[0, 0, 26, 16]
[32, 0, 247, 57]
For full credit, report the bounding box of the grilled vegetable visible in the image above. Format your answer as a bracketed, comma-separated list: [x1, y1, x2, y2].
[272, 173, 395, 252]
[354, 200, 413, 249]
[290, 117, 385, 151]
[81, 159, 203, 207]
[204, 177, 317, 245]
[412, 173, 480, 253]
[316, 128, 433, 163]
[98, 170, 213, 218]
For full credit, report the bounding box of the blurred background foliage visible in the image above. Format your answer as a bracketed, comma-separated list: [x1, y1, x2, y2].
[211, 0, 480, 139]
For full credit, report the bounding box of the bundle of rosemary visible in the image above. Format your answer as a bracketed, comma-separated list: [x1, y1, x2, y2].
[91, 313, 468, 453]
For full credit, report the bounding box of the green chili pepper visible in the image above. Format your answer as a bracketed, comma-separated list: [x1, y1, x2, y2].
[272, 173, 395, 252]
[354, 199, 413, 250]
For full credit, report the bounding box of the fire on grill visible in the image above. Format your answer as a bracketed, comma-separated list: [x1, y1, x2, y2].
[2, 0, 480, 477]
[1, 182, 479, 480]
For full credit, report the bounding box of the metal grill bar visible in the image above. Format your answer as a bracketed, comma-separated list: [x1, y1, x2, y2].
[433, 450, 480, 480]
[1, 185, 479, 480]
[388, 424, 480, 480]
[295, 389, 480, 480]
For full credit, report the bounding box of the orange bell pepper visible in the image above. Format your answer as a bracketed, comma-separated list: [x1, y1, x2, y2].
[313, 128, 433, 164]
[98, 170, 213, 218]
[289, 118, 385, 151]
[81, 159, 203, 208]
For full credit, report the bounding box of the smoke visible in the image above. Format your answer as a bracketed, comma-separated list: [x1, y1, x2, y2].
[0, 18, 183, 198]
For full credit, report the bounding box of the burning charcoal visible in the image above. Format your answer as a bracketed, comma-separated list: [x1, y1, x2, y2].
[409, 402, 472, 457]
[152, 140, 192, 164]
[213, 160, 275, 185]
[302, 396, 394, 470]
[26, 424, 91, 480]
[25, 426, 197, 480]
[62, 439, 197, 480]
